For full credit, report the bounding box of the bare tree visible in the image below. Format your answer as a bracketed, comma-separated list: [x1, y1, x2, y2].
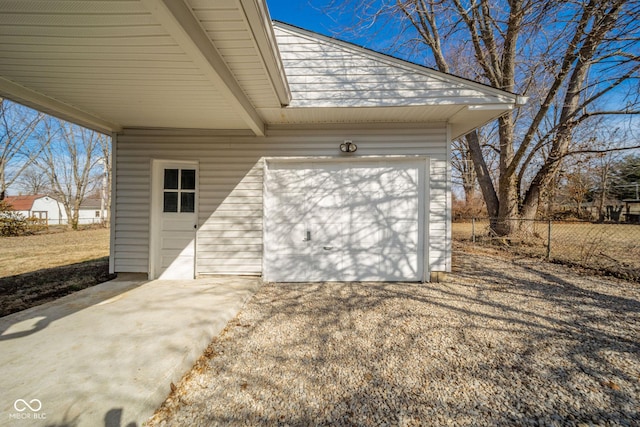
[564, 169, 593, 217]
[36, 118, 105, 229]
[16, 167, 50, 195]
[451, 138, 476, 203]
[323, 0, 640, 234]
[0, 99, 45, 199]
[97, 133, 112, 226]
[593, 151, 621, 221]
[452, 123, 501, 206]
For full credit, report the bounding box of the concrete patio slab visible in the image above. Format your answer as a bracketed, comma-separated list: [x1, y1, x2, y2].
[0, 275, 261, 427]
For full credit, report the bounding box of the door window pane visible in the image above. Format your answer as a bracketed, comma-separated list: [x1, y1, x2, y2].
[164, 169, 179, 189]
[163, 192, 178, 212]
[162, 167, 196, 213]
[181, 169, 196, 190]
[181, 192, 195, 213]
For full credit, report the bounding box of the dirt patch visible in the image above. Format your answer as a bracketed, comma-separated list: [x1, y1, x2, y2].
[0, 257, 115, 317]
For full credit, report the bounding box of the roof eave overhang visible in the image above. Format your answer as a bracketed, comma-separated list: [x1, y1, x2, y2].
[448, 102, 521, 139]
[238, 0, 291, 106]
[259, 100, 522, 137]
[141, 0, 266, 136]
[0, 77, 120, 135]
[0, 0, 290, 136]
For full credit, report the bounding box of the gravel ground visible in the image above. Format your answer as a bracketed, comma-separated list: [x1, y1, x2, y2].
[149, 247, 640, 426]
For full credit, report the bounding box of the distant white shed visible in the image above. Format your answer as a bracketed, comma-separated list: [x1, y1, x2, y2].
[3, 195, 67, 226]
[77, 198, 108, 225]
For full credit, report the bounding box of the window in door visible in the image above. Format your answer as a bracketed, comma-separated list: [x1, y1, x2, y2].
[163, 168, 196, 213]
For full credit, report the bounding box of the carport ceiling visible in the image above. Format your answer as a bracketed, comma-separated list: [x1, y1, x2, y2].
[0, 0, 290, 135]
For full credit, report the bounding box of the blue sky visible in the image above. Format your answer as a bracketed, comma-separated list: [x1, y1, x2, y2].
[265, 0, 400, 55]
[264, 1, 436, 67]
[266, 1, 337, 37]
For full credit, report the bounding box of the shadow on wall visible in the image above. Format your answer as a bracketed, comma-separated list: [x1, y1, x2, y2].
[263, 159, 427, 282]
[160, 157, 430, 281]
[160, 158, 263, 278]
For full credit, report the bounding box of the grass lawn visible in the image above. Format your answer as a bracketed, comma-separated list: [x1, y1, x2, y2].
[0, 228, 110, 278]
[453, 221, 640, 281]
[0, 228, 113, 317]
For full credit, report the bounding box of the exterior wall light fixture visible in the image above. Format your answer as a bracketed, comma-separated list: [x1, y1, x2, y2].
[340, 140, 357, 153]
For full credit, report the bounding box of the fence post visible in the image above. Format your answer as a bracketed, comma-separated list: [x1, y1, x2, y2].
[547, 219, 552, 260]
[472, 217, 476, 243]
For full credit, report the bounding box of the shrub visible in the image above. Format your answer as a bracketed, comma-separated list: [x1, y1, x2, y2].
[26, 216, 48, 233]
[452, 196, 487, 221]
[0, 200, 29, 236]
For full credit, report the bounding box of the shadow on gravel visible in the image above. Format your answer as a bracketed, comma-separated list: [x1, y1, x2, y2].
[43, 407, 139, 427]
[153, 250, 640, 426]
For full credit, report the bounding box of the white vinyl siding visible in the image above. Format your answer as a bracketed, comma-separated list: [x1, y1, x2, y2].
[254, 23, 517, 136]
[114, 126, 450, 276]
[273, 24, 514, 109]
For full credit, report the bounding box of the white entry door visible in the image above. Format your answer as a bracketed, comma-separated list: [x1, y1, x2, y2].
[151, 160, 198, 279]
[264, 159, 426, 282]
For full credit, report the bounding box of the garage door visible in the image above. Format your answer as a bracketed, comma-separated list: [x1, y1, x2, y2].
[264, 159, 426, 282]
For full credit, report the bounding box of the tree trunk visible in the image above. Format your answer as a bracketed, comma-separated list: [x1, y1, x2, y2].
[494, 115, 520, 235]
[0, 159, 5, 200]
[597, 183, 606, 222]
[330, 0, 637, 237]
[72, 200, 80, 230]
[461, 147, 476, 204]
[466, 130, 498, 217]
[62, 202, 75, 230]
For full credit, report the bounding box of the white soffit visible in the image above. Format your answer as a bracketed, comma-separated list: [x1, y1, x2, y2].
[188, 0, 289, 108]
[0, 0, 288, 135]
[0, 0, 518, 137]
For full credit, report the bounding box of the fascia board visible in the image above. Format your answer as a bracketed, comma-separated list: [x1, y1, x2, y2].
[449, 109, 514, 139]
[238, 0, 291, 106]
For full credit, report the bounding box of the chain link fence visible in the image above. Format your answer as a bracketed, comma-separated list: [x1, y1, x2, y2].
[453, 218, 640, 282]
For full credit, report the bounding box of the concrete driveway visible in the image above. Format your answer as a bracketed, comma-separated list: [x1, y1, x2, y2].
[0, 274, 260, 427]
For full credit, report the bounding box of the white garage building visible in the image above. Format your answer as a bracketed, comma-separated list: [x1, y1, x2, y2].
[0, 2, 522, 282]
